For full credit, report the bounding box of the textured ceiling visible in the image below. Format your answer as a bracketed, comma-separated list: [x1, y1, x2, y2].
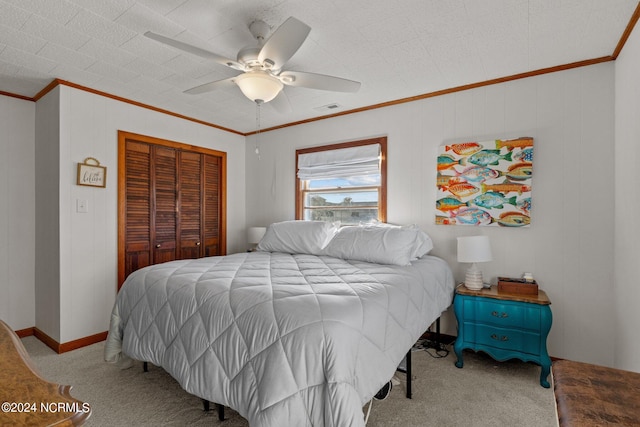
[0, 0, 638, 134]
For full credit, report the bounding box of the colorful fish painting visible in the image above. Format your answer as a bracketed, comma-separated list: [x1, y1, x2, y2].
[481, 180, 531, 195]
[513, 147, 534, 162]
[472, 191, 518, 209]
[437, 154, 464, 171]
[506, 162, 533, 181]
[443, 182, 480, 198]
[435, 215, 457, 225]
[457, 165, 502, 183]
[496, 211, 530, 227]
[467, 150, 513, 166]
[495, 137, 534, 151]
[517, 197, 532, 214]
[436, 196, 469, 212]
[436, 137, 533, 227]
[445, 142, 482, 156]
[450, 207, 493, 226]
[436, 173, 465, 188]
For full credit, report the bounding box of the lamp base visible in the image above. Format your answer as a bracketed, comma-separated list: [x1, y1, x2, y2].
[464, 264, 484, 290]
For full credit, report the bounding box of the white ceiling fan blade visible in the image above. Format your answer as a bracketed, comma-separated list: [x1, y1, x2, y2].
[269, 90, 293, 114]
[279, 71, 361, 92]
[184, 77, 237, 95]
[144, 31, 245, 71]
[258, 17, 311, 70]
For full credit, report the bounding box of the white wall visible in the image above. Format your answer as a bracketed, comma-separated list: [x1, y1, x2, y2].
[0, 95, 35, 331]
[614, 24, 640, 372]
[37, 85, 246, 343]
[246, 63, 617, 367]
[34, 88, 62, 340]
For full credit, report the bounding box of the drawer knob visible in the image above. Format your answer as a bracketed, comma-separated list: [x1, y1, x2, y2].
[491, 311, 508, 318]
[491, 333, 509, 341]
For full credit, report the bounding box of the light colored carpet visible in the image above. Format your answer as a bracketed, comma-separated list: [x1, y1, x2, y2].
[22, 337, 557, 426]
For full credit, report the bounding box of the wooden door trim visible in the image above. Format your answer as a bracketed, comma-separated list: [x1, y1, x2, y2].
[199, 153, 206, 258]
[117, 130, 227, 289]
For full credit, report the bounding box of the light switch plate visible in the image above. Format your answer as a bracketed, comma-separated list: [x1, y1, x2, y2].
[77, 199, 89, 213]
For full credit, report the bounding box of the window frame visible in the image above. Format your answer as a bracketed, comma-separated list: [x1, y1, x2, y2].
[295, 136, 387, 222]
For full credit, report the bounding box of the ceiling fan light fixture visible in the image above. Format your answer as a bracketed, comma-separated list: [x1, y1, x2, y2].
[146, 16, 361, 103]
[235, 71, 283, 103]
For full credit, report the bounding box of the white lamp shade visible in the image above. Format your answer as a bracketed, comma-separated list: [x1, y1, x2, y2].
[247, 227, 267, 245]
[457, 235, 493, 263]
[458, 235, 492, 290]
[235, 71, 283, 103]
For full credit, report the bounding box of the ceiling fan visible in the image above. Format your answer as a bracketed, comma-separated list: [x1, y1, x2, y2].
[144, 17, 361, 110]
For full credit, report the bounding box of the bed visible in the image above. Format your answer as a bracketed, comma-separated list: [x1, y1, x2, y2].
[105, 221, 455, 427]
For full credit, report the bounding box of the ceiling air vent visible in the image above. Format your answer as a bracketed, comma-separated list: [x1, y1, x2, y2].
[314, 103, 342, 112]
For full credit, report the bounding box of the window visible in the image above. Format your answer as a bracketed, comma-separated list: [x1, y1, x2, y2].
[296, 137, 387, 224]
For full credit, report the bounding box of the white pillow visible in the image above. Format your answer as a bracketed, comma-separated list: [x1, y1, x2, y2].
[360, 222, 433, 260]
[256, 220, 339, 255]
[322, 225, 419, 266]
[404, 225, 433, 259]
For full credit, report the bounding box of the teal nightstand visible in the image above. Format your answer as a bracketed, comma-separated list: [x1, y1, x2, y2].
[453, 284, 552, 388]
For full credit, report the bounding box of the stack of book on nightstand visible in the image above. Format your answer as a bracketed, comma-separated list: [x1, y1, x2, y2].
[497, 277, 538, 295]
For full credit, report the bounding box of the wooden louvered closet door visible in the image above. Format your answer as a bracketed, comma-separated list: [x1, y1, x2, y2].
[178, 153, 222, 259]
[118, 131, 226, 289]
[122, 141, 152, 274]
[153, 146, 178, 264]
[203, 154, 221, 257]
[178, 150, 202, 260]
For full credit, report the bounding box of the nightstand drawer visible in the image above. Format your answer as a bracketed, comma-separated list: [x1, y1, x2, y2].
[463, 298, 541, 330]
[462, 323, 541, 355]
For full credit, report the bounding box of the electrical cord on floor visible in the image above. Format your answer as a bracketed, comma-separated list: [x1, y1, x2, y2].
[413, 339, 450, 358]
[424, 345, 450, 359]
[364, 398, 373, 425]
[365, 379, 393, 425]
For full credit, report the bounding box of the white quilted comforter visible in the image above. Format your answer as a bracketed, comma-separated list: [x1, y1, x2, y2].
[105, 252, 454, 426]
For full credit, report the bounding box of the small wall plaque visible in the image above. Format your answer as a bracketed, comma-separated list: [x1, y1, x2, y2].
[77, 157, 106, 188]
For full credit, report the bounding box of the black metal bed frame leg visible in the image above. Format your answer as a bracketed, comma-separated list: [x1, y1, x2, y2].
[405, 349, 412, 399]
[143, 363, 224, 421]
[202, 400, 225, 421]
[402, 317, 441, 399]
[401, 316, 441, 399]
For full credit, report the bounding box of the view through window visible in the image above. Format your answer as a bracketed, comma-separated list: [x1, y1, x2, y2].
[296, 137, 387, 224]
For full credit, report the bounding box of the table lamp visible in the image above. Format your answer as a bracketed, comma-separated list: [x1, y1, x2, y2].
[247, 226, 266, 251]
[457, 235, 492, 290]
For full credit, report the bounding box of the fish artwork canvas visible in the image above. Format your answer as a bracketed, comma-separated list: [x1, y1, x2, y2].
[436, 137, 533, 227]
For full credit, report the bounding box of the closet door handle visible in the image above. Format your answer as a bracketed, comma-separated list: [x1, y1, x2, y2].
[196, 242, 201, 246]
[156, 244, 161, 248]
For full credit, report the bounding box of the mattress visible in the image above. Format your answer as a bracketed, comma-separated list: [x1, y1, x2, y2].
[105, 251, 454, 426]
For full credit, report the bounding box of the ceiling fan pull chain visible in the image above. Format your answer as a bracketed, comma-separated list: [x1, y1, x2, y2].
[255, 101, 262, 159]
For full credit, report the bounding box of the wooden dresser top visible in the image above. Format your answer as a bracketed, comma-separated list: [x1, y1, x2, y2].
[456, 284, 551, 305]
